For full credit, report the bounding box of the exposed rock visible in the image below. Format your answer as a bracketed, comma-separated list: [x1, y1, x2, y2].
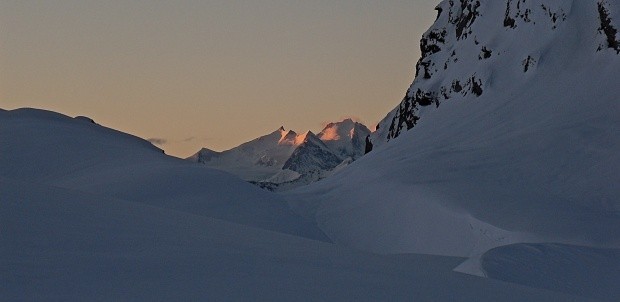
[522, 55, 537, 72]
[479, 47, 493, 59]
[364, 135, 373, 154]
[598, 1, 620, 54]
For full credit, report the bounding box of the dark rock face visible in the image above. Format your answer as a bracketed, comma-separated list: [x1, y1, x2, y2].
[421, 29, 447, 58]
[282, 138, 342, 174]
[522, 56, 537, 72]
[364, 135, 373, 154]
[386, 0, 492, 141]
[380, 0, 600, 143]
[480, 47, 492, 60]
[451, 0, 481, 40]
[387, 90, 422, 140]
[598, 1, 620, 54]
[504, 0, 532, 28]
[540, 4, 567, 30]
[469, 76, 483, 96]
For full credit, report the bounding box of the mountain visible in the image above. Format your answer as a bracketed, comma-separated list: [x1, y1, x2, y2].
[317, 118, 371, 160]
[3, 108, 590, 301]
[371, 0, 620, 147]
[282, 131, 343, 174]
[188, 119, 371, 190]
[285, 0, 620, 299]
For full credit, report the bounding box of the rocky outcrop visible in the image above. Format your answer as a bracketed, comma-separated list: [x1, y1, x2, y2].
[374, 0, 618, 145]
[598, 1, 620, 54]
[282, 132, 343, 174]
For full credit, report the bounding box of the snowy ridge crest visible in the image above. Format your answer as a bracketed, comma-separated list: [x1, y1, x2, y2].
[189, 119, 371, 190]
[371, 0, 619, 145]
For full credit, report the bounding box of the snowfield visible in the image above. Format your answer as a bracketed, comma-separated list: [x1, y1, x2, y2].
[0, 108, 326, 241]
[2, 0, 620, 300]
[0, 108, 591, 301]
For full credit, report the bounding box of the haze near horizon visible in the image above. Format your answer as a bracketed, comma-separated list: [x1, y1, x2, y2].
[0, 0, 438, 157]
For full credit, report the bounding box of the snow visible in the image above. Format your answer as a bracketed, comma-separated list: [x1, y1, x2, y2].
[0, 108, 590, 301]
[317, 118, 371, 160]
[264, 169, 302, 184]
[188, 119, 371, 190]
[285, 1, 619, 299]
[2, 0, 619, 300]
[478, 243, 620, 300]
[0, 181, 591, 302]
[0, 108, 327, 241]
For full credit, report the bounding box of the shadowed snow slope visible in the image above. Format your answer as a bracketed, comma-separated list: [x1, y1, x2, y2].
[479, 243, 620, 300]
[1, 177, 593, 301]
[287, 0, 620, 258]
[0, 108, 327, 241]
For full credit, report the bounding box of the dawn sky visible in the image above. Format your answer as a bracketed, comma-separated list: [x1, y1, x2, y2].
[1, 0, 438, 157]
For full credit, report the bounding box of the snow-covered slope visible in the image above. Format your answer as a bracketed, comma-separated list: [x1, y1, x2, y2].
[3, 177, 592, 301]
[317, 118, 371, 160]
[189, 128, 299, 182]
[478, 243, 620, 300]
[286, 1, 619, 298]
[0, 108, 327, 240]
[188, 119, 371, 190]
[2, 108, 593, 301]
[372, 0, 620, 146]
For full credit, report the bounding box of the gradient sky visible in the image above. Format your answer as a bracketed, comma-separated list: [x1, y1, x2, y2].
[1, 0, 438, 157]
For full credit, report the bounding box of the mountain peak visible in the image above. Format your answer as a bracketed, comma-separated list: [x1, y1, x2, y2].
[190, 119, 371, 190]
[371, 0, 620, 146]
[294, 131, 318, 146]
[278, 129, 298, 145]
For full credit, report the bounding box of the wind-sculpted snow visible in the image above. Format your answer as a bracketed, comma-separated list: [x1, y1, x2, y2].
[0, 108, 327, 241]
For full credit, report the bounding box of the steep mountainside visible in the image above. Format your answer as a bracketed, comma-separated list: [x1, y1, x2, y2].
[286, 0, 619, 298]
[188, 119, 371, 190]
[371, 0, 620, 146]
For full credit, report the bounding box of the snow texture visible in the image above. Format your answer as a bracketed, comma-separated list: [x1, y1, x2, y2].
[0, 108, 590, 301]
[2, 0, 619, 300]
[287, 1, 619, 299]
[0, 108, 327, 241]
[188, 119, 371, 190]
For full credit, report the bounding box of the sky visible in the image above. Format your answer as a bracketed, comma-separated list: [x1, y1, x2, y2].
[1, 0, 439, 157]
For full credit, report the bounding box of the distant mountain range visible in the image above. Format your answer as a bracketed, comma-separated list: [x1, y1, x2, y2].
[187, 119, 371, 190]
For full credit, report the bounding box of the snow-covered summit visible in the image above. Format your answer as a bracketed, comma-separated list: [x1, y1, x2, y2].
[188, 119, 372, 190]
[318, 119, 371, 160]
